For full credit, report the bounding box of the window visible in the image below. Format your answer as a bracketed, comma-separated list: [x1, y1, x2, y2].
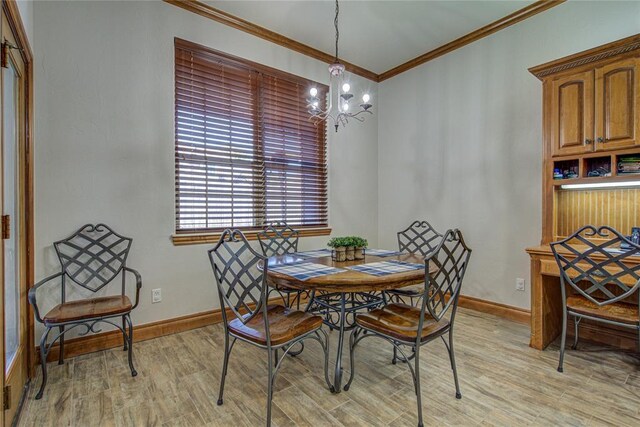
[174, 39, 328, 237]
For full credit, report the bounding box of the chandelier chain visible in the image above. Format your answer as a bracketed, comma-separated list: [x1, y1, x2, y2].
[334, 0, 339, 61]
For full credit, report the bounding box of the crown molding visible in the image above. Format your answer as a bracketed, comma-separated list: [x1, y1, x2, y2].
[377, 0, 565, 82]
[165, 0, 565, 84]
[529, 32, 640, 80]
[164, 0, 379, 81]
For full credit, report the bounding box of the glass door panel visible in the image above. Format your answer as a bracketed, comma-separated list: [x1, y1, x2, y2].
[3, 59, 18, 374]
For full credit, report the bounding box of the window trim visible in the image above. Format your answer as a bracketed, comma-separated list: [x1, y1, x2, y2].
[173, 38, 330, 244]
[171, 226, 332, 246]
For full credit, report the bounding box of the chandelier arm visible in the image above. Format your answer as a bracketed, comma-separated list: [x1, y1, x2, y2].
[346, 109, 374, 119]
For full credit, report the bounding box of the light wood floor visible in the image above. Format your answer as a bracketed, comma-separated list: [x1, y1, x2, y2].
[17, 308, 640, 426]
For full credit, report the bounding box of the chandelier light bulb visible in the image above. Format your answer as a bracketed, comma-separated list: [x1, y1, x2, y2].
[362, 93, 370, 103]
[309, 87, 318, 97]
[343, 102, 349, 111]
[312, 101, 319, 108]
[342, 83, 350, 93]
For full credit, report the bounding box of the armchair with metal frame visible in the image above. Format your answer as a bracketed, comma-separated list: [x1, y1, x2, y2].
[28, 224, 142, 399]
[257, 221, 307, 310]
[550, 225, 640, 373]
[345, 229, 471, 427]
[209, 229, 331, 427]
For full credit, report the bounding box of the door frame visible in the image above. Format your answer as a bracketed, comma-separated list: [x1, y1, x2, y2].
[2, 0, 34, 396]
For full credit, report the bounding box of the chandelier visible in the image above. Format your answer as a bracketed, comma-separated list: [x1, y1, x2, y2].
[308, 0, 373, 132]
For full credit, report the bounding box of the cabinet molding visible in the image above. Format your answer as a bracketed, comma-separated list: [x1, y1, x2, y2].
[529, 33, 640, 80]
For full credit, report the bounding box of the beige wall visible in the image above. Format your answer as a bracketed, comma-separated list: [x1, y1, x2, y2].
[32, 0, 378, 340]
[377, 0, 640, 309]
[30, 0, 640, 339]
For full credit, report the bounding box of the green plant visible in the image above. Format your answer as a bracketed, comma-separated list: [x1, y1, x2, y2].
[327, 237, 349, 248]
[327, 236, 368, 248]
[351, 236, 368, 248]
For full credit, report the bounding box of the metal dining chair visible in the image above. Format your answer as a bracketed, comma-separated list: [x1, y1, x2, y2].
[28, 224, 142, 399]
[209, 229, 331, 427]
[386, 220, 444, 306]
[257, 221, 307, 309]
[345, 229, 471, 427]
[551, 225, 640, 373]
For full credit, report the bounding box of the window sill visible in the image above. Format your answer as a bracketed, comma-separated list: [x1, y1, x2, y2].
[171, 227, 332, 246]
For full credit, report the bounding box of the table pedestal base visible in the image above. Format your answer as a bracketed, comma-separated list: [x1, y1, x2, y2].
[307, 291, 384, 393]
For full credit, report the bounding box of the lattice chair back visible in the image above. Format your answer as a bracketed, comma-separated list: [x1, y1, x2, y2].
[397, 220, 443, 256]
[209, 229, 268, 324]
[257, 221, 299, 257]
[551, 225, 640, 307]
[54, 224, 132, 294]
[423, 229, 472, 322]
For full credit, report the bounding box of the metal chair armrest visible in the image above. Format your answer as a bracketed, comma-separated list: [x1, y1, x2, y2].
[29, 272, 64, 324]
[123, 266, 142, 309]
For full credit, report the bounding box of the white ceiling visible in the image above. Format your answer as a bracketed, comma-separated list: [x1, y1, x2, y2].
[206, 0, 535, 74]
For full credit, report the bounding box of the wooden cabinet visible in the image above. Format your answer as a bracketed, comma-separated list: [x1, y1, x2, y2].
[549, 57, 640, 157]
[550, 71, 594, 156]
[595, 58, 640, 151]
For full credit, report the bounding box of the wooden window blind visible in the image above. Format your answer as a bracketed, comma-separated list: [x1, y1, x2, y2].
[174, 39, 328, 233]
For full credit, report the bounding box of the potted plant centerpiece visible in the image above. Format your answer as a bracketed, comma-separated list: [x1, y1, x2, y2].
[328, 236, 368, 262]
[352, 236, 368, 260]
[328, 237, 348, 262]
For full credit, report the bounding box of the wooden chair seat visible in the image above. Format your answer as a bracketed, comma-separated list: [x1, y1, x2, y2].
[567, 295, 639, 325]
[44, 295, 132, 325]
[387, 284, 423, 296]
[356, 302, 449, 342]
[228, 305, 323, 346]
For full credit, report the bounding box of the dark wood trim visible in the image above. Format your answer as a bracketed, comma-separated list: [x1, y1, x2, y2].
[36, 295, 301, 363]
[378, 0, 566, 82]
[3, 0, 35, 379]
[529, 33, 640, 79]
[458, 294, 531, 324]
[165, 0, 379, 82]
[3, 0, 32, 63]
[166, 0, 565, 83]
[38, 309, 220, 363]
[34, 294, 528, 362]
[172, 227, 332, 246]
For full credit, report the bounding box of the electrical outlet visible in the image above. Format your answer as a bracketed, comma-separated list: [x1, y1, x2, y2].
[516, 278, 526, 291]
[152, 288, 162, 303]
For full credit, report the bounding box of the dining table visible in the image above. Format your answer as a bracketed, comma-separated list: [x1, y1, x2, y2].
[266, 251, 432, 393]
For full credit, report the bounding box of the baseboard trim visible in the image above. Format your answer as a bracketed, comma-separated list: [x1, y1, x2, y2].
[35, 294, 528, 363]
[458, 294, 531, 324]
[38, 308, 221, 363]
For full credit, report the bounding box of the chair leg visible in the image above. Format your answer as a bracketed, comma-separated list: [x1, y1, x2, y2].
[414, 345, 423, 427]
[217, 332, 231, 405]
[125, 314, 137, 377]
[558, 308, 568, 373]
[266, 349, 275, 427]
[447, 330, 462, 399]
[317, 329, 332, 391]
[392, 345, 398, 365]
[58, 326, 65, 365]
[572, 316, 580, 350]
[35, 327, 52, 400]
[122, 315, 128, 351]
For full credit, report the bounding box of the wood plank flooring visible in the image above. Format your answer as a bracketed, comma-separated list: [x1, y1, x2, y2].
[17, 308, 640, 426]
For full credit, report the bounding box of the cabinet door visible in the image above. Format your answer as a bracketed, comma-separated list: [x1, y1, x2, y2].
[595, 57, 640, 151]
[550, 70, 595, 157]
